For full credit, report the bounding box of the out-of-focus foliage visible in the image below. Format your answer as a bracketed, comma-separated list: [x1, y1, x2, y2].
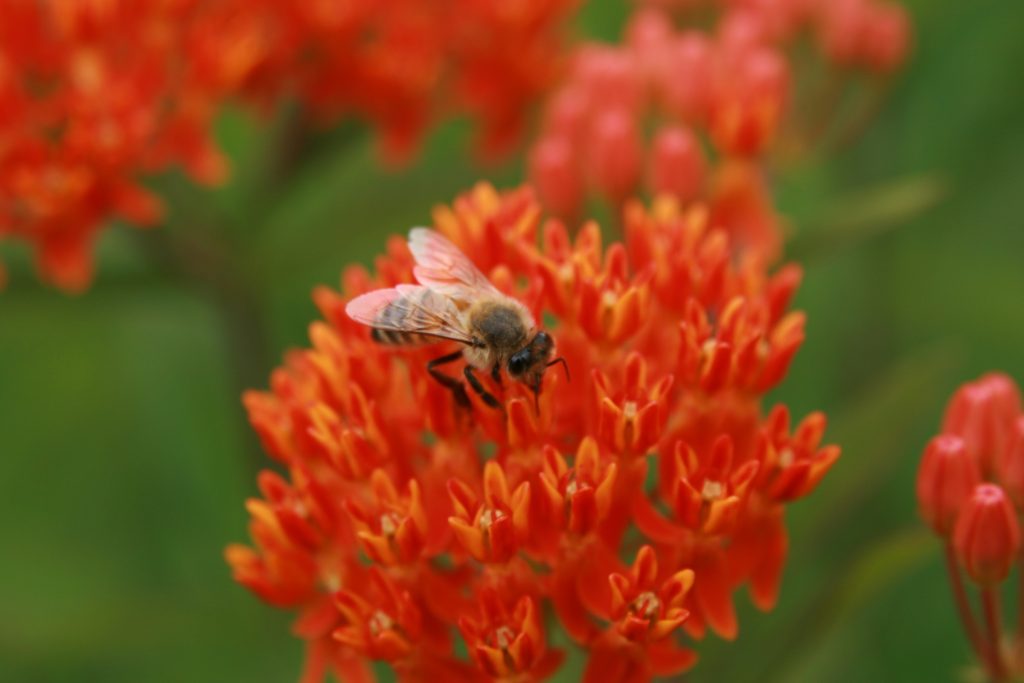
[1, 0, 1022, 681]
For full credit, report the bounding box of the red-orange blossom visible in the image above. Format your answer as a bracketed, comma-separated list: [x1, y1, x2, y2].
[227, 183, 839, 682]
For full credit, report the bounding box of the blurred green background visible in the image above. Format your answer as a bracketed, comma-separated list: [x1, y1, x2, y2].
[2, 1, 1023, 681]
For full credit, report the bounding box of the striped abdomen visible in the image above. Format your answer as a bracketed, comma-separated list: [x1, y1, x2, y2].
[347, 284, 472, 348]
[369, 289, 447, 346]
[370, 327, 436, 345]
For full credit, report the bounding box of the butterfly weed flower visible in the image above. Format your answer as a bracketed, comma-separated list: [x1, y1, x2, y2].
[917, 373, 1024, 681]
[528, 2, 910, 235]
[0, 0, 576, 290]
[228, 182, 839, 681]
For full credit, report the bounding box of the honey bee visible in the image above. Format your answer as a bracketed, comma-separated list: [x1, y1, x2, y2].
[346, 228, 567, 411]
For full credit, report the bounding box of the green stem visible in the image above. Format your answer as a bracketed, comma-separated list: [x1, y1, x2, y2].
[982, 584, 1009, 681]
[830, 79, 890, 153]
[945, 541, 986, 662]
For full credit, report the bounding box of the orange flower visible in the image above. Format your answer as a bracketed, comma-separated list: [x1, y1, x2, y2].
[538, 437, 618, 539]
[333, 566, 474, 682]
[667, 436, 760, 536]
[458, 589, 561, 681]
[334, 568, 426, 662]
[344, 469, 432, 566]
[228, 182, 838, 681]
[0, 0, 577, 290]
[607, 546, 695, 642]
[448, 461, 532, 564]
[582, 546, 697, 682]
[755, 406, 841, 503]
[593, 352, 674, 456]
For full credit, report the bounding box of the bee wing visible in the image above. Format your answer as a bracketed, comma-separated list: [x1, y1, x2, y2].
[408, 227, 501, 302]
[345, 285, 476, 345]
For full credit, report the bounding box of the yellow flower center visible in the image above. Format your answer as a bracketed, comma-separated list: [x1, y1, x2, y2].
[701, 479, 725, 501]
[369, 610, 394, 636]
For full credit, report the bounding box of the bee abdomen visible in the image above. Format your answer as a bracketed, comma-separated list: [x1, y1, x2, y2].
[371, 328, 432, 345]
[368, 289, 446, 346]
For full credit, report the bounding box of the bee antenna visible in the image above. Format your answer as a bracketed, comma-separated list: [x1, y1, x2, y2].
[547, 357, 570, 382]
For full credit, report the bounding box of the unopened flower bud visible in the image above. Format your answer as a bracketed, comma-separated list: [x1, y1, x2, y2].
[943, 373, 1022, 478]
[818, 0, 869, 65]
[529, 136, 583, 220]
[861, 4, 911, 72]
[589, 108, 642, 203]
[996, 416, 1024, 508]
[709, 46, 789, 156]
[916, 434, 980, 536]
[658, 32, 714, 124]
[953, 483, 1021, 585]
[650, 125, 706, 202]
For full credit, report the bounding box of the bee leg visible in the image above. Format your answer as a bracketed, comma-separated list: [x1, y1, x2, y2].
[465, 366, 503, 410]
[491, 363, 503, 388]
[428, 351, 470, 409]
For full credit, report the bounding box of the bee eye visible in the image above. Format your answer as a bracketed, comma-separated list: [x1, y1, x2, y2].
[508, 354, 527, 376]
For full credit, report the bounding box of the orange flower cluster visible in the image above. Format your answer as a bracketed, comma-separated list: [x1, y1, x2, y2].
[227, 183, 839, 682]
[917, 373, 1024, 680]
[0, 0, 575, 291]
[528, 2, 909, 238]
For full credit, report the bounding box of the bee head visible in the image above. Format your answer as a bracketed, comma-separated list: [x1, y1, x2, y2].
[507, 331, 554, 389]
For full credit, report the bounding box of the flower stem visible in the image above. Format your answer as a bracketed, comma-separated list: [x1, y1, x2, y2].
[944, 541, 985, 660]
[1016, 554, 1024, 670]
[831, 80, 890, 153]
[982, 586, 1009, 681]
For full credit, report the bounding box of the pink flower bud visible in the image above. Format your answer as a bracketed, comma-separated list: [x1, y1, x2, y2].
[708, 160, 782, 259]
[818, 0, 870, 66]
[718, 9, 771, 53]
[953, 483, 1021, 585]
[627, 8, 675, 82]
[709, 46, 789, 157]
[588, 108, 642, 203]
[574, 46, 642, 114]
[657, 32, 714, 124]
[650, 125, 705, 202]
[916, 435, 981, 536]
[543, 88, 589, 141]
[861, 3, 911, 73]
[996, 416, 1024, 509]
[943, 373, 1022, 478]
[529, 136, 583, 220]
[626, 7, 674, 54]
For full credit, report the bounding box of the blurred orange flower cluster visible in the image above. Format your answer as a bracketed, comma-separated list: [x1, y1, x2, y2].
[0, 0, 575, 290]
[917, 373, 1024, 681]
[529, 1, 909, 234]
[227, 183, 839, 682]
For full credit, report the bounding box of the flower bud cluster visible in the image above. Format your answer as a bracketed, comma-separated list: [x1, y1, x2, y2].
[528, 3, 910, 246]
[918, 374, 1024, 583]
[917, 373, 1024, 679]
